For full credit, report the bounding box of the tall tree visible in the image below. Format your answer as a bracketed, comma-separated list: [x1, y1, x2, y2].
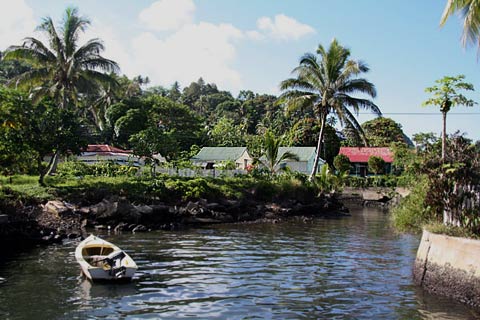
[0, 87, 86, 185]
[280, 39, 381, 180]
[440, 0, 480, 49]
[3, 7, 119, 174]
[361, 117, 409, 147]
[423, 75, 475, 160]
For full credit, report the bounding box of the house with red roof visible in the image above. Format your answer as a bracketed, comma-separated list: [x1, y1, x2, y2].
[76, 144, 141, 166]
[338, 147, 394, 176]
[77, 144, 166, 166]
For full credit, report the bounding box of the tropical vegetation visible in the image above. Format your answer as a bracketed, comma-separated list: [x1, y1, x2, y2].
[279, 38, 381, 180]
[1, 6, 480, 238]
[441, 0, 480, 49]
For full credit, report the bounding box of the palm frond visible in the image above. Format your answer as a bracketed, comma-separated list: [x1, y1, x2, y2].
[63, 7, 90, 57]
[37, 17, 64, 58]
[338, 78, 377, 98]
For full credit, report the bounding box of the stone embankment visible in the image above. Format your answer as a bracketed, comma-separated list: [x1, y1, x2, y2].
[0, 195, 348, 244]
[413, 229, 480, 307]
[338, 187, 410, 208]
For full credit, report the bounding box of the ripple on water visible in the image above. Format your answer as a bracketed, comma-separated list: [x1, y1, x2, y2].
[0, 208, 480, 319]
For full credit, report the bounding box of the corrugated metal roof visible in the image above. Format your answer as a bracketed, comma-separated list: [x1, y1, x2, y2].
[339, 147, 393, 163]
[278, 147, 320, 162]
[85, 144, 132, 154]
[259, 147, 325, 163]
[192, 147, 248, 161]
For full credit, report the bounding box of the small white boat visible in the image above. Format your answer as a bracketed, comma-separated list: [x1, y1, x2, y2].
[75, 234, 137, 281]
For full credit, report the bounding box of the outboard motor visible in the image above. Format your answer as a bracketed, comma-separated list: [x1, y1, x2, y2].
[103, 251, 127, 278]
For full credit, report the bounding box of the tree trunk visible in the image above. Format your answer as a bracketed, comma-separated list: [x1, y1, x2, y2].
[46, 150, 60, 176]
[442, 111, 447, 161]
[37, 156, 51, 186]
[309, 113, 328, 181]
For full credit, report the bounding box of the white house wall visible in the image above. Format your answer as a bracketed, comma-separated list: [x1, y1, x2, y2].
[236, 150, 254, 169]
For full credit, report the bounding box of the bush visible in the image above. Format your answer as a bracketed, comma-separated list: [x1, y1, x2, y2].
[425, 222, 479, 239]
[391, 178, 436, 233]
[333, 154, 351, 173]
[368, 156, 385, 175]
[57, 161, 93, 177]
[91, 162, 139, 177]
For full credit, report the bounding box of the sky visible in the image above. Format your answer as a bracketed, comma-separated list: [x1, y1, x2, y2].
[1, 0, 480, 141]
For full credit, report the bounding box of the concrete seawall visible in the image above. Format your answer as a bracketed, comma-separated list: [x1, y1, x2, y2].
[413, 229, 480, 307]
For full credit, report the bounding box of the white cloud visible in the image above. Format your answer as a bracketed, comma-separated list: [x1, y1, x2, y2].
[0, 0, 36, 50]
[83, 20, 134, 76]
[257, 14, 315, 41]
[130, 22, 244, 91]
[139, 0, 195, 31]
[246, 30, 265, 41]
[0, 1, 315, 94]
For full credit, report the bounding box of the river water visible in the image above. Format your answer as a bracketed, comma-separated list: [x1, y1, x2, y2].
[0, 207, 479, 319]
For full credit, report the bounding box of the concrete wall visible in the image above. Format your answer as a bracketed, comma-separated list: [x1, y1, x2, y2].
[413, 229, 480, 307]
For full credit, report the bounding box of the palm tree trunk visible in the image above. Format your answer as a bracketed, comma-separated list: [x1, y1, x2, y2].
[442, 111, 447, 160]
[309, 113, 328, 181]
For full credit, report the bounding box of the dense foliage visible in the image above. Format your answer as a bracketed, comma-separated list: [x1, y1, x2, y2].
[361, 117, 409, 147]
[392, 132, 480, 235]
[368, 156, 386, 175]
[333, 154, 351, 173]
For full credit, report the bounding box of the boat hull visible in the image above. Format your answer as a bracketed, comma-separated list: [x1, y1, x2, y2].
[75, 235, 138, 281]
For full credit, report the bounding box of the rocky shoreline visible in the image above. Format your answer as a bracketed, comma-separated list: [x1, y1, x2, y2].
[0, 186, 406, 245]
[0, 194, 349, 244]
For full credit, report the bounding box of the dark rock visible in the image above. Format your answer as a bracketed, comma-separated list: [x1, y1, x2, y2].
[89, 199, 117, 218]
[205, 203, 225, 211]
[67, 233, 79, 239]
[44, 200, 71, 216]
[135, 205, 153, 215]
[265, 212, 277, 219]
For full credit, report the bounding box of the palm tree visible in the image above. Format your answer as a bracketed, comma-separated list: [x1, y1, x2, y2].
[259, 131, 299, 175]
[3, 7, 119, 174]
[280, 39, 381, 181]
[440, 0, 480, 48]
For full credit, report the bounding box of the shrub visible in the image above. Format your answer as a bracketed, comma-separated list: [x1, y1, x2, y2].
[91, 162, 139, 177]
[391, 178, 436, 233]
[334, 154, 351, 173]
[368, 156, 385, 175]
[57, 161, 93, 177]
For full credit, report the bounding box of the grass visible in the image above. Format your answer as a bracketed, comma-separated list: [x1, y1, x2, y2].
[0, 175, 54, 202]
[425, 222, 480, 240]
[0, 174, 318, 206]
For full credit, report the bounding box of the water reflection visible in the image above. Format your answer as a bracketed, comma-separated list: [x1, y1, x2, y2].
[0, 207, 479, 319]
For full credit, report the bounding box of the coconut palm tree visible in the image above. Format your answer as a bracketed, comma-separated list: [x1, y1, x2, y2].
[3, 7, 119, 174]
[279, 39, 381, 181]
[440, 0, 480, 48]
[259, 130, 299, 175]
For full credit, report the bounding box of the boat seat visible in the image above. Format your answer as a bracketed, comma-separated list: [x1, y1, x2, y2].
[85, 255, 107, 267]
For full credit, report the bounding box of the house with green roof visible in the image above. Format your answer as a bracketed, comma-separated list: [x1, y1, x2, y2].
[191, 147, 253, 170]
[267, 147, 326, 174]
